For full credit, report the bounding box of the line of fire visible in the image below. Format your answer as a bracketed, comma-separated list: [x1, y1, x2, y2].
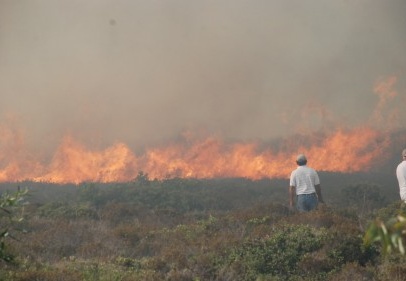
[0, 76, 403, 184]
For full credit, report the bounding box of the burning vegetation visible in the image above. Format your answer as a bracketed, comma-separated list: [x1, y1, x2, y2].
[0, 126, 396, 184]
[0, 76, 402, 184]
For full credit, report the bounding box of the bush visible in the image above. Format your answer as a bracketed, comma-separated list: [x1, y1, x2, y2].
[222, 224, 328, 280]
[36, 202, 98, 220]
[0, 187, 27, 263]
[327, 262, 375, 281]
[376, 254, 406, 281]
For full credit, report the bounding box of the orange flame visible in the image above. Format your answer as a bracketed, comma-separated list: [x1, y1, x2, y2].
[141, 127, 390, 180]
[0, 76, 399, 184]
[33, 136, 139, 184]
[372, 76, 399, 129]
[0, 126, 391, 184]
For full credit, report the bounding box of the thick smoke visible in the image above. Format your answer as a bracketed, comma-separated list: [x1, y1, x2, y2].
[0, 0, 405, 156]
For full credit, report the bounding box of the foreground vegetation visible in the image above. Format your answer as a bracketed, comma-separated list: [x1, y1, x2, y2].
[0, 172, 405, 280]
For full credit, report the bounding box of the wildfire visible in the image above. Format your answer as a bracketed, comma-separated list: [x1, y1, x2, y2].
[32, 136, 139, 184]
[0, 126, 392, 184]
[0, 76, 400, 184]
[372, 76, 399, 129]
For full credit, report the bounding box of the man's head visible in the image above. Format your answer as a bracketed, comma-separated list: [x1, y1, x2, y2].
[402, 149, 406, 160]
[296, 154, 307, 166]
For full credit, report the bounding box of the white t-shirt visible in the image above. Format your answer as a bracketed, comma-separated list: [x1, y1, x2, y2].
[396, 161, 406, 201]
[289, 165, 320, 195]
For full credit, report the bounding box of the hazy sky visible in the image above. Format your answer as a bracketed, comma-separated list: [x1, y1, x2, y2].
[1, 0, 405, 155]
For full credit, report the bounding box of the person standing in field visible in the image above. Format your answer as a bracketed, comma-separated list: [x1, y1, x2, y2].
[289, 154, 324, 212]
[396, 148, 406, 203]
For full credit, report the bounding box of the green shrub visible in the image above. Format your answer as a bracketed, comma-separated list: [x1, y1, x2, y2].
[364, 215, 406, 256]
[223, 224, 328, 280]
[327, 234, 375, 267]
[0, 187, 27, 263]
[36, 202, 98, 220]
[327, 262, 375, 281]
[376, 254, 406, 281]
[11, 269, 83, 281]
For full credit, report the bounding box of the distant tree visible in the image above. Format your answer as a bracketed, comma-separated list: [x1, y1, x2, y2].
[342, 183, 386, 209]
[78, 183, 99, 201]
[340, 183, 386, 220]
[134, 171, 150, 186]
[0, 187, 27, 262]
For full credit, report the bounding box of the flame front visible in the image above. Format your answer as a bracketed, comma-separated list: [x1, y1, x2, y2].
[143, 127, 390, 180]
[0, 126, 391, 184]
[0, 76, 400, 184]
[33, 136, 139, 184]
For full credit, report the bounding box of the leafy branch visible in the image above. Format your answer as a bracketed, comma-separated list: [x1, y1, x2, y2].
[0, 187, 28, 263]
[364, 215, 406, 255]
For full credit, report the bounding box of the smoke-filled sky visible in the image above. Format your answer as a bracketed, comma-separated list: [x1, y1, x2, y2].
[1, 0, 406, 156]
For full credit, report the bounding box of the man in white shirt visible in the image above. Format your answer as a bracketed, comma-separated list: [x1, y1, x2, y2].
[289, 154, 324, 212]
[396, 149, 406, 202]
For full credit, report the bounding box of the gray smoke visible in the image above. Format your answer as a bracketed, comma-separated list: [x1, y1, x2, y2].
[0, 0, 405, 156]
